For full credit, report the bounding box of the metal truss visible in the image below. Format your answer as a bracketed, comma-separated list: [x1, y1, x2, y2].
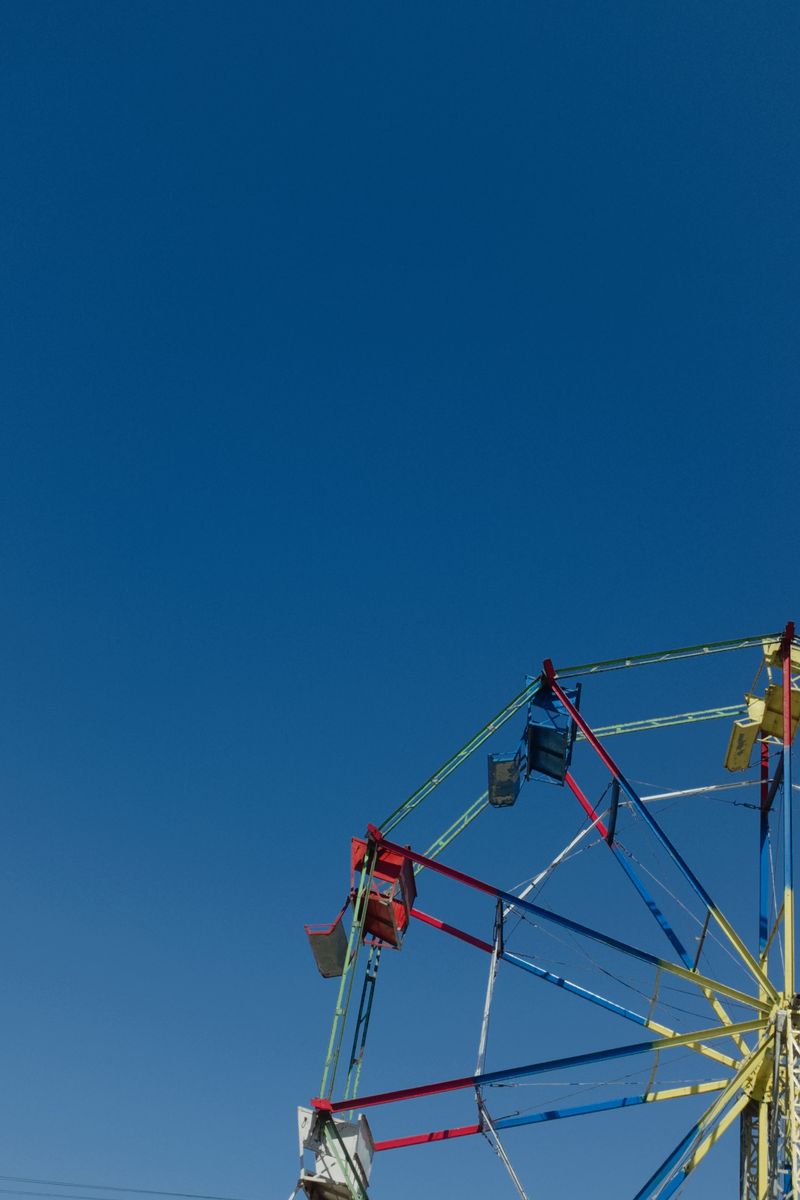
[301, 625, 800, 1199]
[740, 1006, 800, 1200]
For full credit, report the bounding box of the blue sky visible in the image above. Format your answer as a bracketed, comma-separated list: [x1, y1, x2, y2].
[0, 2, 798, 1198]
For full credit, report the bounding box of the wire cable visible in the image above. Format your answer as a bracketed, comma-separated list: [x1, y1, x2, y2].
[0, 1181, 253, 1200]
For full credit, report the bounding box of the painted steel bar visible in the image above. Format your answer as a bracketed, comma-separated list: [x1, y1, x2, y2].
[749, 720, 776, 1200]
[502, 818, 604, 920]
[641, 780, 768, 803]
[763, 755, 785, 816]
[693, 913, 710, 971]
[411, 907, 493, 953]
[376, 1121, 482, 1151]
[321, 1115, 370, 1200]
[314, 1020, 764, 1114]
[379, 633, 775, 837]
[415, 792, 489, 876]
[740, 1097, 768, 1200]
[343, 943, 381, 1103]
[760, 740, 771, 960]
[768, 1016, 784, 1194]
[426, 799, 602, 927]
[318, 845, 378, 1099]
[500, 949, 740, 1068]
[631, 1035, 773, 1200]
[785, 1011, 800, 1194]
[370, 831, 772, 1013]
[348, 764, 590, 1105]
[556, 633, 777, 680]
[764, 904, 786, 963]
[545, 669, 779, 1003]
[328, 806, 599, 1122]
[416, 772, 595, 895]
[410, 907, 737, 1067]
[374, 1082, 730, 1151]
[580, 705, 745, 740]
[476, 1100, 529, 1200]
[379, 680, 540, 835]
[759, 1095, 769, 1199]
[658, 1092, 751, 1199]
[783, 622, 795, 997]
[472, 916, 530, 1200]
[474, 920, 500, 1076]
[791, 1015, 800, 1194]
[496, 1080, 732, 1132]
[606, 778, 620, 843]
[566, 769, 752, 1056]
[565, 771, 692, 966]
[411, 906, 646, 1022]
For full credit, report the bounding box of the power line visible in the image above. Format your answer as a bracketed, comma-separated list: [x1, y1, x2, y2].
[0, 1190, 253, 1200]
[0, 1180, 254, 1200]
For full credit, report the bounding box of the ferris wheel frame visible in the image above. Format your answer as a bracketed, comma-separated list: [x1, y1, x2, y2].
[294, 623, 799, 1200]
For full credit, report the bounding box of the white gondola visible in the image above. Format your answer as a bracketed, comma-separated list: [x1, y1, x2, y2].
[297, 1106, 374, 1200]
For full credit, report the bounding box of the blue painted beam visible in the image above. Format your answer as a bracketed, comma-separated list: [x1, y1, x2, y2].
[502, 950, 651, 1028]
[491, 1086, 725, 1133]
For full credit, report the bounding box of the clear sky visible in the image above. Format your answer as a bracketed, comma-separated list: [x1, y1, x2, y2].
[0, 2, 798, 1199]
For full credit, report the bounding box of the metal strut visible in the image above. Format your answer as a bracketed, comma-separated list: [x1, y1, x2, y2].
[318, 841, 378, 1099]
[473, 901, 529, 1199]
[761, 1008, 800, 1200]
[322, 1112, 371, 1200]
[478, 1099, 529, 1200]
[344, 943, 382, 1103]
[379, 632, 777, 837]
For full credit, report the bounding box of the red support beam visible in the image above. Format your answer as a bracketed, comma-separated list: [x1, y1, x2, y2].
[374, 1123, 481, 1152]
[366, 823, 499, 900]
[543, 658, 621, 781]
[410, 907, 493, 954]
[564, 771, 609, 839]
[313, 1069, 476, 1113]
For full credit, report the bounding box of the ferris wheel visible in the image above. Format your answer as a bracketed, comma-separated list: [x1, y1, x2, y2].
[291, 623, 800, 1200]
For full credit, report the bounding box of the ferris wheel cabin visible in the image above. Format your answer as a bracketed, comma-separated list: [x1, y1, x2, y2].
[488, 682, 581, 806]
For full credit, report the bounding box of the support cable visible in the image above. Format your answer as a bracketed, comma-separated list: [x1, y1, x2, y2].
[502, 814, 606, 921]
[564, 771, 692, 967]
[567, 773, 755, 1057]
[498, 910, 726, 1027]
[545, 670, 778, 1004]
[0, 1185, 251, 1200]
[619, 845, 754, 984]
[0, 1193, 248, 1200]
[369, 832, 771, 1014]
